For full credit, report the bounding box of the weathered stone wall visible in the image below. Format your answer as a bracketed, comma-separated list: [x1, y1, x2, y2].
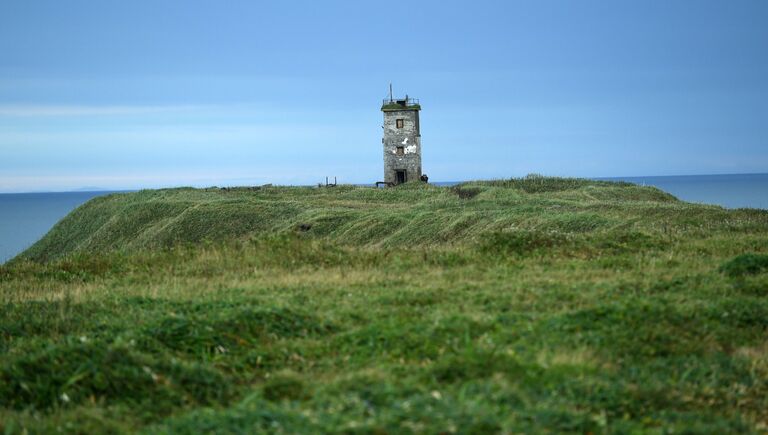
[382, 109, 421, 184]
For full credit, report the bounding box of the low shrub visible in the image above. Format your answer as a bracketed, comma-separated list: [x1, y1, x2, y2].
[719, 253, 768, 278]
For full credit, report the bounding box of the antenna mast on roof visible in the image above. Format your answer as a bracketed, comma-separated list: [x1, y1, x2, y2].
[389, 83, 393, 102]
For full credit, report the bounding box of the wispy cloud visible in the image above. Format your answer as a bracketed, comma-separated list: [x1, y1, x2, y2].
[0, 104, 209, 117]
[0, 166, 349, 193]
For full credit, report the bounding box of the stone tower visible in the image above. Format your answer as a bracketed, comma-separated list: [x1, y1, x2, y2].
[382, 93, 421, 185]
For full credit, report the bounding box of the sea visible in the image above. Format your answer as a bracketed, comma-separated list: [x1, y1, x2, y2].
[1, 173, 766, 264]
[0, 191, 125, 264]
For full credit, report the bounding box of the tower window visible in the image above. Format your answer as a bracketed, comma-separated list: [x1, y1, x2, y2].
[396, 146, 404, 155]
[396, 119, 404, 128]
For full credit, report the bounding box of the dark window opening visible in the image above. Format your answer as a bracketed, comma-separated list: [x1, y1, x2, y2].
[396, 119, 404, 129]
[396, 146, 404, 156]
[395, 170, 406, 184]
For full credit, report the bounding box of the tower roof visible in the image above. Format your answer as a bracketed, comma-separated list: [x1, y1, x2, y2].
[382, 96, 421, 112]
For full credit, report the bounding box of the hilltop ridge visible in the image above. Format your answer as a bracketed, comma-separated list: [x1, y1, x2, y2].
[15, 178, 688, 261]
[18, 176, 765, 263]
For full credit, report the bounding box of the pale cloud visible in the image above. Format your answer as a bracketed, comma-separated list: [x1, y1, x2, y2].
[0, 160, 380, 192]
[0, 104, 210, 117]
[0, 172, 273, 193]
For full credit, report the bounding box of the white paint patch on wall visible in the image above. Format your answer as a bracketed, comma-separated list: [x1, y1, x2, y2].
[390, 145, 418, 155]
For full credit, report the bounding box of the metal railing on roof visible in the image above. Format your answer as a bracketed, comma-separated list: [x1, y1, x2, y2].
[382, 97, 420, 107]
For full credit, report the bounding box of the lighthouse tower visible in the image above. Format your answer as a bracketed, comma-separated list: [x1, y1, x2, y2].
[381, 89, 422, 185]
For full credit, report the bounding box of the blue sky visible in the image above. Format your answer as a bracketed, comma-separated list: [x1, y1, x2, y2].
[1, 0, 766, 192]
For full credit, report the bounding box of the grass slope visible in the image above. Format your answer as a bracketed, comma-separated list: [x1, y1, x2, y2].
[2, 177, 768, 433]
[19, 177, 723, 262]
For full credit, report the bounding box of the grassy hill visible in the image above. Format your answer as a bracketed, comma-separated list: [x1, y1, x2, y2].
[2, 177, 768, 433]
[17, 177, 740, 262]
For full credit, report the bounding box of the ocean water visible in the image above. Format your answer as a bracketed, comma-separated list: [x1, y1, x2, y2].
[1, 174, 766, 263]
[0, 191, 120, 263]
[600, 173, 768, 210]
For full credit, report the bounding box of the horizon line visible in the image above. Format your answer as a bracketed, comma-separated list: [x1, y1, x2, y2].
[1, 171, 766, 195]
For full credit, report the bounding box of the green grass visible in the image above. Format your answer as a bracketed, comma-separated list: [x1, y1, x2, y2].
[381, 103, 421, 111]
[2, 177, 768, 433]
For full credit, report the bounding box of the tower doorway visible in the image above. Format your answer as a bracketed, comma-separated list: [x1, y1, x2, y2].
[395, 170, 406, 185]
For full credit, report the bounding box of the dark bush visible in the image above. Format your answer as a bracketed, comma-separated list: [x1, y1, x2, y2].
[719, 253, 768, 278]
